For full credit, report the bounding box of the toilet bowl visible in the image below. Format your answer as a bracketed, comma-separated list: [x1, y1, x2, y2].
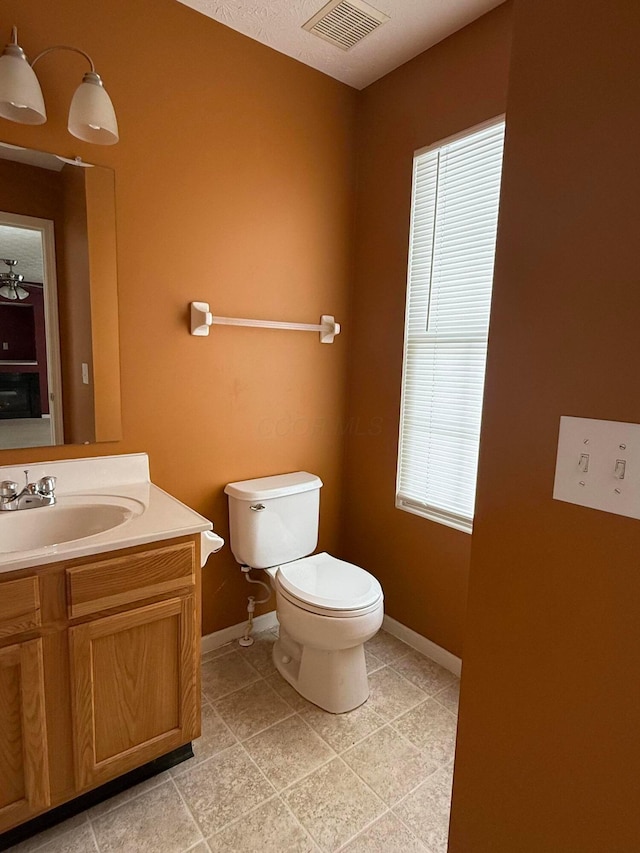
[224, 472, 385, 714]
[267, 552, 383, 713]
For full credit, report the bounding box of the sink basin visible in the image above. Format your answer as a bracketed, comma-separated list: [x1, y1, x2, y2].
[0, 495, 145, 553]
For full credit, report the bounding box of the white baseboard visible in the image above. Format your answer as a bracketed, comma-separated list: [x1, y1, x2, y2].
[201, 609, 461, 677]
[383, 614, 462, 677]
[201, 610, 279, 656]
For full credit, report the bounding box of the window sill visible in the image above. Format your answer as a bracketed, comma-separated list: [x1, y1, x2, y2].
[395, 497, 473, 534]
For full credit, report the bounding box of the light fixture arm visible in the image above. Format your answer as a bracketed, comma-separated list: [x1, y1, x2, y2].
[31, 44, 96, 74]
[6, 26, 96, 73]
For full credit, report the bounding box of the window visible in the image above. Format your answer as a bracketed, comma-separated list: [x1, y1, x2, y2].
[396, 118, 506, 533]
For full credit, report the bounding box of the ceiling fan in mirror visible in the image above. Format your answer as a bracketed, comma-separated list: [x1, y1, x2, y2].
[0, 258, 29, 300]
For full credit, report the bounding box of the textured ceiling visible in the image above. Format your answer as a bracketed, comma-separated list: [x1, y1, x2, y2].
[0, 227, 44, 284]
[176, 0, 504, 89]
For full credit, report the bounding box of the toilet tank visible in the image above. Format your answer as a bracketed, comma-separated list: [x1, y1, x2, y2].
[224, 472, 322, 569]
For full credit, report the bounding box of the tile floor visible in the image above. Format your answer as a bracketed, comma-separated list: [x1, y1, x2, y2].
[0, 418, 53, 449]
[8, 628, 459, 853]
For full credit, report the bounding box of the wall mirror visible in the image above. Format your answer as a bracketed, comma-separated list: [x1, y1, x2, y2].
[0, 141, 121, 450]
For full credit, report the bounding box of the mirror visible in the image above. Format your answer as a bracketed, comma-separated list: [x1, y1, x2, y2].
[0, 142, 121, 450]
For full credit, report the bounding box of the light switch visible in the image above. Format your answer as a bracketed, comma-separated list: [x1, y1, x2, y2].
[553, 416, 640, 519]
[81, 363, 89, 385]
[614, 459, 626, 480]
[2, 342, 8, 350]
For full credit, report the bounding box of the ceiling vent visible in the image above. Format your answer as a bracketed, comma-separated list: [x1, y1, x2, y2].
[303, 0, 390, 51]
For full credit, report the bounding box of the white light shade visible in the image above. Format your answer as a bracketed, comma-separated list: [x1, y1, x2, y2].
[0, 44, 46, 125]
[0, 284, 29, 300]
[68, 72, 118, 145]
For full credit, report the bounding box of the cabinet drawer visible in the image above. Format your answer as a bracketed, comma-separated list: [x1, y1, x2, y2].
[66, 541, 195, 618]
[0, 576, 41, 640]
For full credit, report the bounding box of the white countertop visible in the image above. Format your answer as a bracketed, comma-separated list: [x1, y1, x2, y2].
[0, 453, 215, 574]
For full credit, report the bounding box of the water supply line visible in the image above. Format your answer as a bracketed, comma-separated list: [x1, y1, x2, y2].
[238, 565, 271, 647]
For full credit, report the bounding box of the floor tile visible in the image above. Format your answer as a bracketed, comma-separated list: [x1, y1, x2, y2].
[207, 796, 316, 852]
[365, 630, 412, 664]
[342, 725, 439, 806]
[364, 649, 384, 674]
[200, 650, 261, 701]
[340, 812, 430, 853]
[91, 780, 202, 853]
[34, 824, 98, 853]
[394, 764, 454, 853]
[213, 678, 294, 740]
[265, 672, 313, 712]
[393, 699, 458, 764]
[433, 680, 460, 715]
[89, 771, 171, 818]
[366, 667, 426, 721]
[236, 630, 277, 676]
[300, 701, 384, 753]
[243, 715, 335, 791]
[391, 651, 457, 696]
[170, 703, 236, 777]
[283, 758, 385, 852]
[174, 743, 273, 838]
[201, 643, 235, 663]
[8, 816, 92, 853]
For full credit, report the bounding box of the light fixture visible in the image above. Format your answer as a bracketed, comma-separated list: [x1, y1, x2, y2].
[0, 259, 29, 301]
[0, 26, 118, 145]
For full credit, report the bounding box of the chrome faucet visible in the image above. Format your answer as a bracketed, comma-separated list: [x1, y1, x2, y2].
[0, 470, 57, 511]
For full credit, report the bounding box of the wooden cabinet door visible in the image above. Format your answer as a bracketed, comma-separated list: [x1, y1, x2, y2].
[0, 639, 50, 833]
[69, 597, 199, 790]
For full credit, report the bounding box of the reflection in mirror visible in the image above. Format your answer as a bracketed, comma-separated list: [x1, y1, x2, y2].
[0, 142, 121, 450]
[0, 217, 62, 447]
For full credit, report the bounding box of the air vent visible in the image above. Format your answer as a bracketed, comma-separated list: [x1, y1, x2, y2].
[303, 0, 389, 51]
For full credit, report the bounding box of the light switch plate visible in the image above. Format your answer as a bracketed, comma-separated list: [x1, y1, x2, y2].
[553, 416, 640, 519]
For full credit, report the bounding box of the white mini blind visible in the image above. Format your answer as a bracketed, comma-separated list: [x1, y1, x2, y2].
[396, 119, 505, 533]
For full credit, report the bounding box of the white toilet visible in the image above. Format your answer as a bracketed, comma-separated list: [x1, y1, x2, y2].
[224, 472, 384, 714]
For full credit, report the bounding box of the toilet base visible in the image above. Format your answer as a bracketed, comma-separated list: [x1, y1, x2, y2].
[272, 630, 370, 714]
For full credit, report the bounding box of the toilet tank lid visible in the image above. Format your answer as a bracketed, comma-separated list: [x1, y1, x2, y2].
[224, 471, 323, 501]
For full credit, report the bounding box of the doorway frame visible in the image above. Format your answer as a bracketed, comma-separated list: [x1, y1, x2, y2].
[0, 211, 64, 444]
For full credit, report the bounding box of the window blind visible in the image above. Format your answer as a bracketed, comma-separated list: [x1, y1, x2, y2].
[396, 119, 505, 533]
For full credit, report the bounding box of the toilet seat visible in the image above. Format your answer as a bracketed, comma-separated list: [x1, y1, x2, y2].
[274, 552, 383, 617]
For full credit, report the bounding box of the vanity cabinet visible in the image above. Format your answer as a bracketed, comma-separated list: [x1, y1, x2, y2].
[0, 576, 50, 832]
[68, 538, 200, 789]
[0, 534, 201, 836]
[0, 638, 50, 831]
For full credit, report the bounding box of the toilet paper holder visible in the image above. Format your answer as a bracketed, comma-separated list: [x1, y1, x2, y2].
[200, 529, 224, 567]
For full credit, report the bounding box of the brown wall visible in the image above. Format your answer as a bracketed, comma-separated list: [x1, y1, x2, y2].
[85, 167, 120, 443]
[0, 0, 357, 634]
[59, 165, 94, 443]
[0, 158, 61, 221]
[449, 0, 640, 849]
[341, 4, 513, 656]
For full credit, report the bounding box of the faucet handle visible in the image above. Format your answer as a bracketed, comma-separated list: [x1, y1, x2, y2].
[0, 480, 19, 498]
[37, 476, 56, 496]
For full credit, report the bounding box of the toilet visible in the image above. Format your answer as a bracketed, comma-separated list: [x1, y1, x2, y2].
[224, 472, 384, 714]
